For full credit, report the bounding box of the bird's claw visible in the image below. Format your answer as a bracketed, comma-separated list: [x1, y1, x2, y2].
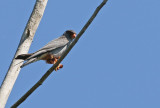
[55, 64, 63, 71]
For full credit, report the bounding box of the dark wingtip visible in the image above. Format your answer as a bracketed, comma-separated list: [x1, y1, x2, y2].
[15, 55, 21, 59]
[15, 55, 25, 60]
[15, 54, 32, 60]
[20, 65, 24, 68]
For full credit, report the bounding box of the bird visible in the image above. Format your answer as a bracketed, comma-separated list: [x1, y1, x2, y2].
[15, 30, 76, 71]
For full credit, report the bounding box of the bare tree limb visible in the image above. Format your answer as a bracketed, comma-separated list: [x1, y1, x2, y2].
[11, 0, 108, 107]
[0, 0, 48, 108]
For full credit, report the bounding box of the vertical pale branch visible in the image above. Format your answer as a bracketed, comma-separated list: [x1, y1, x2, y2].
[0, 0, 48, 108]
[11, 0, 108, 107]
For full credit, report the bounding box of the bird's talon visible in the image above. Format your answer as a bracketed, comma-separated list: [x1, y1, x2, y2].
[55, 67, 58, 71]
[55, 64, 63, 71]
[59, 64, 63, 68]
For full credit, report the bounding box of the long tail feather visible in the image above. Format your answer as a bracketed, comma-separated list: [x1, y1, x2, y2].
[20, 58, 38, 68]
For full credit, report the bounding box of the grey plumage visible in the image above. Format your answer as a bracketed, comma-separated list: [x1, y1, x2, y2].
[17, 30, 76, 68]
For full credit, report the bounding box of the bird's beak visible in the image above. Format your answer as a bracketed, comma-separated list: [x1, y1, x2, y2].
[72, 33, 76, 39]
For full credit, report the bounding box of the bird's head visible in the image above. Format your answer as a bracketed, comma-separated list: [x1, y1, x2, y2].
[64, 30, 76, 39]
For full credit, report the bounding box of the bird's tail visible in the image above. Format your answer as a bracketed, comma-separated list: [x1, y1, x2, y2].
[20, 58, 38, 68]
[15, 53, 33, 60]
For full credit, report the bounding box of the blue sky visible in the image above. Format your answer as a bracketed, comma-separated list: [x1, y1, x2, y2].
[0, 0, 160, 108]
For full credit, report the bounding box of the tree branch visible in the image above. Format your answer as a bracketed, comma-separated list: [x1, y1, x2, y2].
[11, 0, 108, 107]
[0, 0, 48, 108]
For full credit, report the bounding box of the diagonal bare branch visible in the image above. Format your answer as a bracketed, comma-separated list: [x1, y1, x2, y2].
[11, 0, 108, 107]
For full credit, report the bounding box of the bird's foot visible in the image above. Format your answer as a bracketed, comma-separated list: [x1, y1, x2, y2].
[55, 64, 63, 71]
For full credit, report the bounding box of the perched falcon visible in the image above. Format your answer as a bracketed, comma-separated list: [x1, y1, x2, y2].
[15, 30, 76, 71]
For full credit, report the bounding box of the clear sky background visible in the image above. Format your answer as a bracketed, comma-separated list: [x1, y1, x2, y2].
[0, 0, 160, 108]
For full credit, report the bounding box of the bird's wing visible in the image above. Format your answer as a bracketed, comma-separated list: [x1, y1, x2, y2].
[39, 36, 69, 51]
[26, 36, 69, 60]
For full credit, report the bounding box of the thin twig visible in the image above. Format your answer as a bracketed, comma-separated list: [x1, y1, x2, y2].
[11, 0, 108, 107]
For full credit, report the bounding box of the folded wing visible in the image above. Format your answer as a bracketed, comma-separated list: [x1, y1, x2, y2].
[26, 35, 69, 60]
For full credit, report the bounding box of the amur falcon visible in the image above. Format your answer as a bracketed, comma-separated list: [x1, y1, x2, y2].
[15, 30, 76, 71]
